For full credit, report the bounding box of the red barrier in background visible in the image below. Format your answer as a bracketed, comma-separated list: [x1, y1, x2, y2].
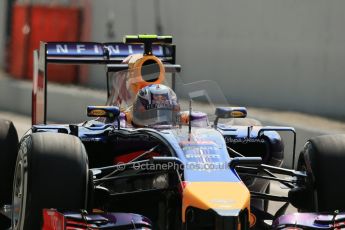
[8, 5, 28, 79]
[9, 4, 81, 83]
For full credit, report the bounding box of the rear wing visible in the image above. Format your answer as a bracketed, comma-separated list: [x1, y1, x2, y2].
[45, 42, 176, 63]
[32, 41, 179, 125]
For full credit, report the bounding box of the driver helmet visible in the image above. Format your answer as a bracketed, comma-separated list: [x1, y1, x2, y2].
[132, 84, 180, 127]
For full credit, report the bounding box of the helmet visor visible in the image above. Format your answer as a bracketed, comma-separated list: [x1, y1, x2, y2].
[133, 104, 178, 127]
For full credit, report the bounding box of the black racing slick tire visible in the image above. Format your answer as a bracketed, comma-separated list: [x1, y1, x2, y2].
[12, 132, 89, 230]
[294, 134, 345, 212]
[0, 119, 19, 206]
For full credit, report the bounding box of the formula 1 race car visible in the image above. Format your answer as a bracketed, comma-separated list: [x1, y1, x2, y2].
[1, 35, 345, 230]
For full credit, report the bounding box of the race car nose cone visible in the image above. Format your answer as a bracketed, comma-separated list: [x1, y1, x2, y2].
[182, 182, 251, 223]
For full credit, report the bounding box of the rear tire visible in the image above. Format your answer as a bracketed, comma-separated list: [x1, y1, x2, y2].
[12, 132, 89, 230]
[294, 134, 345, 211]
[0, 119, 19, 206]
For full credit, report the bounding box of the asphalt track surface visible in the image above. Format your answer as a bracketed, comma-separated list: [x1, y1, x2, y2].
[1, 109, 345, 218]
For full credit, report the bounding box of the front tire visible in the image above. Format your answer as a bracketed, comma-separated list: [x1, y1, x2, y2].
[294, 134, 345, 212]
[0, 119, 19, 206]
[12, 132, 89, 230]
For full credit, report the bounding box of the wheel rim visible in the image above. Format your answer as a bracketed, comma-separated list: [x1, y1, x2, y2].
[12, 153, 28, 230]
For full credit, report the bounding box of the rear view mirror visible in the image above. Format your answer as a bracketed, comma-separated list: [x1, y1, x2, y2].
[214, 107, 247, 128]
[87, 106, 120, 122]
[215, 107, 247, 119]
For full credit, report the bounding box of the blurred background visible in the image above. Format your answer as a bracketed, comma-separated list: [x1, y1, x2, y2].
[1, 0, 345, 118]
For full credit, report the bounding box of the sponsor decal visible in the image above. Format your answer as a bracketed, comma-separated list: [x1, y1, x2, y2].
[145, 103, 173, 110]
[43, 209, 64, 230]
[180, 140, 216, 146]
[88, 109, 107, 116]
[230, 111, 245, 118]
[185, 153, 221, 159]
[47, 43, 169, 57]
[209, 198, 237, 208]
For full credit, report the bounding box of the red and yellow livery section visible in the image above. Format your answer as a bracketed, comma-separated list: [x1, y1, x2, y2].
[125, 53, 165, 96]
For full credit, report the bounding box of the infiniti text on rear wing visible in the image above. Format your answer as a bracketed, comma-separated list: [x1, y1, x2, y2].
[46, 42, 175, 63]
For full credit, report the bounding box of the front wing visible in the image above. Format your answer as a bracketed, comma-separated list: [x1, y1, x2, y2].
[42, 209, 152, 230]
